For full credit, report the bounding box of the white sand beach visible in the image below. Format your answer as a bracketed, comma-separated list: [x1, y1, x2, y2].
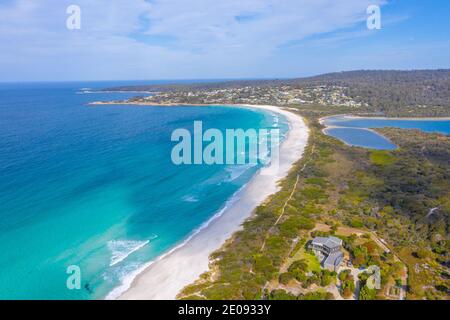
[111, 104, 309, 300]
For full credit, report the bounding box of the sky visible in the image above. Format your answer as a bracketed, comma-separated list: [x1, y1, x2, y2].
[0, 0, 449, 82]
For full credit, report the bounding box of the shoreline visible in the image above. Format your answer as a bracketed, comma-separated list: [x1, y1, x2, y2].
[342, 115, 450, 121]
[319, 114, 449, 149]
[90, 101, 214, 107]
[104, 104, 309, 300]
[319, 114, 450, 125]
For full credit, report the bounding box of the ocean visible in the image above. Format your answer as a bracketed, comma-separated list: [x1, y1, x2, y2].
[322, 116, 450, 150]
[0, 81, 288, 299]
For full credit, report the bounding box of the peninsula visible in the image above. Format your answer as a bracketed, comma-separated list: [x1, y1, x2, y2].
[96, 70, 449, 300]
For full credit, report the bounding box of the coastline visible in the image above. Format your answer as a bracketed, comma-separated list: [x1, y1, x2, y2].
[103, 104, 309, 300]
[319, 114, 449, 149]
[89, 101, 212, 107]
[318, 114, 450, 125]
[342, 115, 450, 121]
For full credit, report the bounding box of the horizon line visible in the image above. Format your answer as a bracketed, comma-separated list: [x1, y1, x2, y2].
[1, 68, 449, 84]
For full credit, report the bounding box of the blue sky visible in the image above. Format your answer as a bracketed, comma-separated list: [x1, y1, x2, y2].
[0, 0, 449, 81]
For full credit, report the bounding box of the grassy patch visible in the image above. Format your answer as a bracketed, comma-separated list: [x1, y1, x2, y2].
[370, 150, 397, 166]
[286, 246, 322, 274]
[305, 177, 327, 187]
[304, 251, 322, 273]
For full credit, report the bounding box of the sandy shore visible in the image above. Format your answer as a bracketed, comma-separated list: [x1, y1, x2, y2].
[107, 104, 309, 300]
[343, 115, 450, 121]
[319, 113, 449, 148]
[319, 114, 450, 124]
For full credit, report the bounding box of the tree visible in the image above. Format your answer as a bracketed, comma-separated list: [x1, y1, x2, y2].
[321, 273, 333, 286]
[268, 289, 297, 300]
[339, 270, 350, 282]
[342, 287, 353, 299]
[359, 285, 377, 300]
[413, 248, 430, 259]
[288, 259, 308, 273]
[279, 272, 294, 285]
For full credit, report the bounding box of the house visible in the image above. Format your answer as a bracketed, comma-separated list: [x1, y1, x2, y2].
[309, 236, 344, 271]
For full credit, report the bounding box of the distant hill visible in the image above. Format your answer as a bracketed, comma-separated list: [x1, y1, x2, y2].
[105, 70, 450, 117]
[291, 70, 450, 116]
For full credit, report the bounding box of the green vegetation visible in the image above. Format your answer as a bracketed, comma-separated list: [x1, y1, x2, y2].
[267, 289, 334, 300]
[278, 272, 294, 285]
[370, 150, 397, 166]
[358, 272, 378, 300]
[294, 70, 450, 117]
[179, 113, 449, 300]
[338, 270, 355, 299]
[288, 247, 321, 274]
[343, 238, 381, 268]
[108, 70, 450, 117]
[105, 70, 450, 300]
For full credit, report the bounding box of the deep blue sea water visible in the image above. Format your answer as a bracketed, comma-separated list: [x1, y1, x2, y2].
[323, 116, 450, 150]
[0, 81, 288, 299]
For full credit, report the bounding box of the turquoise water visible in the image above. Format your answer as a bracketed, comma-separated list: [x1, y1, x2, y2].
[0, 82, 288, 299]
[323, 116, 450, 150]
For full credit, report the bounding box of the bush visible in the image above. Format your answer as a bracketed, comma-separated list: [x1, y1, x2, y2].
[268, 289, 297, 300]
[413, 248, 429, 259]
[338, 269, 355, 298]
[299, 291, 335, 300]
[359, 285, 377, 300]
[370, 150, 397, 166]
[288, 259, 308, 273]
[342, 287, 353, 299]
[321, 273, 333, 287]
[253, 255, 276, 280]
[288, 259, 308, 282]
[350, 218, 364, 228]
[339, 270, 350, 281]
[279, 272, 294, 285]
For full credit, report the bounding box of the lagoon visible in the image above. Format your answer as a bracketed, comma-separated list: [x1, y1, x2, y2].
[322, 116, 450, 150]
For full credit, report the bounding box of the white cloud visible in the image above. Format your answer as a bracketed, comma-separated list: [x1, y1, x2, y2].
[142, 0, 385, 52]
[0, 0, 386, 80]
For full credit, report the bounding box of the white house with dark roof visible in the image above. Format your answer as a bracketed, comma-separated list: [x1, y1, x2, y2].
[308, 236, 344, 271]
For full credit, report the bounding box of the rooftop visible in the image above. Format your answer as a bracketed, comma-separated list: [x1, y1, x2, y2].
[311, 236, 342, 250]
[323, 251, 344, 269]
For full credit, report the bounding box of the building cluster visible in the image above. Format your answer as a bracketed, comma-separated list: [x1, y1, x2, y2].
[136, 85, 367, 108]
